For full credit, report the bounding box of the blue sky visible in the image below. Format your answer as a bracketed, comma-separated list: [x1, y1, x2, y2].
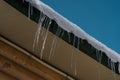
[41, 0, 120, 54]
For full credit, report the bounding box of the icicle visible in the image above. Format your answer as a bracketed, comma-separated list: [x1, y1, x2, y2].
[33, 26, 40, 52]
[60, 30, 64, 38]
[49, 37, 57, 60]
[70, 35, 76, 68]
[67, 32, 71, 43]
[40, 18, 52, 59]
[119, 63, 120, 74]
[72, 38, 80, 77]
[40, 25, 45, 40]
[74, 55, 77, 77]
[96, 50, 99, 61]
[74, 61, 77, 76]
[39, 22, 45, 38]
[28, 2, 33, 20]
[99, 51, 102, 80]
[28, 3, 31, 20]
[99, 51, 102, 64]
[30, 5, 33, 16]
[67, 32, 74, 69]
[108, 59, 117, 80]
[35, 25, 42, 47]
[34, 14, 45, 48]
[77, 38, 80, 50]
[108, 58, 111, 68]
[49, 27, 61, 60]
[41, 17, 48, 41]
[33, 12, 45, 52]
[96, 50, 103, 63]
[96, 50, 103, 80]
[53, 27, 61, 48]
[110, 62, 117, 80]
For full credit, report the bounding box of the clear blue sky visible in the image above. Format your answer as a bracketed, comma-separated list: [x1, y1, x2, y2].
[41, 0, 120, 54]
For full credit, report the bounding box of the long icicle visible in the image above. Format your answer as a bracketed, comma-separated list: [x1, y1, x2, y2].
[111, 62, 117, 80]
[33, 15, 42, 52]
[98, 51, 102, 80]
[49, 36, 57, 60]
[98, 51, 102, 64]
[41, 17, 47, 40]
[36, 13, 45, 48]
[40, 18, 52, 59]
[71, 35, 76, 69]
[49, 27, 61, 60]
[40, 17, 49, 58]
[73, 36, 78, 76]
[51, 28, 61, 59]
[74, 38, 80, 77]
[49, 28, 59, 60]
[33, 12, 45, 52]
[113, 63, 117, 80]
[96, 50, 102, 80]
[41, 16, 51, 41]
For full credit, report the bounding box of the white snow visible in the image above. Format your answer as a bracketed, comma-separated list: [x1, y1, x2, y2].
[25, 0, 120, 72]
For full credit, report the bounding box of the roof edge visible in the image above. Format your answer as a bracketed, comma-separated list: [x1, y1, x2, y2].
[4, 0, 120, 74]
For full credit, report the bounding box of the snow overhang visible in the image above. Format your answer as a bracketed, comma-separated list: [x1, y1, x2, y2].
[3, 0, 120, 74]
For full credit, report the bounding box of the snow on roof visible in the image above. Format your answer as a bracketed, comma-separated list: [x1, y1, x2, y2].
[25, 0, 120, 72]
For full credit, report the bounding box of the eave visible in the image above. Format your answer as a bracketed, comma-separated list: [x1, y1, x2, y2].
[0, 0, 120, 80]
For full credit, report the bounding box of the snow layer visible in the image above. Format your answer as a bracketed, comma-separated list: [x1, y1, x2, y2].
[25, 0, 120, 70]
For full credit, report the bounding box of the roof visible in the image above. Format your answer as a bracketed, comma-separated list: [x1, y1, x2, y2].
[1, 0, 120, 79]
[25, 0, 120, 63]
[26, 0, 120, 72]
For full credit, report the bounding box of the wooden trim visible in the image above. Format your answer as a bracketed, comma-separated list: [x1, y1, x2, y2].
[0, 55, 44, 80]
[0, 41, 69, 80]
[0, 71, 17, 80]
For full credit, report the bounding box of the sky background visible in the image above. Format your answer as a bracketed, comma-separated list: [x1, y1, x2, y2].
[41, 0, 120, 54]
